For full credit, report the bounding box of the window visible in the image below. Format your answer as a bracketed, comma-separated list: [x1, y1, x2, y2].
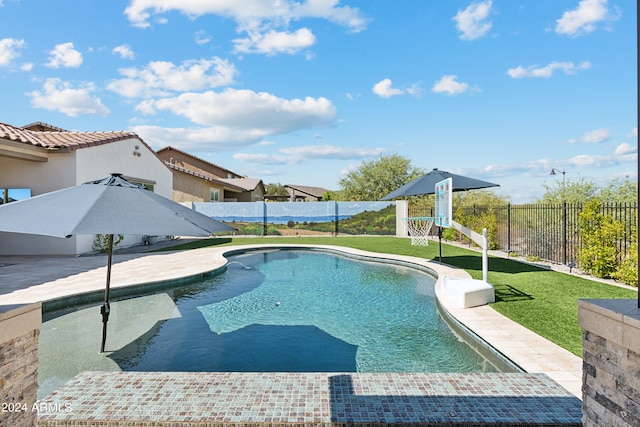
[210, 189, 220, 202]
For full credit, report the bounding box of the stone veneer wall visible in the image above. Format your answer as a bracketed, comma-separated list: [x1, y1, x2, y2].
[0, 303, 41, 427]
[578, 299, 640, 427]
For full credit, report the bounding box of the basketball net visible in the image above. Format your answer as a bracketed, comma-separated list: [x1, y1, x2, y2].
[403, 217, 435, 246]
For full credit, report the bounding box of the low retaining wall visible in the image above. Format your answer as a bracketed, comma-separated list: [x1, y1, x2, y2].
[0, 302, 41, 427]
[579, 299, 640, 427]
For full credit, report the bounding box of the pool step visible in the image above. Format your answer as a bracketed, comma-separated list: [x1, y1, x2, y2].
[37, 371, 582, 426]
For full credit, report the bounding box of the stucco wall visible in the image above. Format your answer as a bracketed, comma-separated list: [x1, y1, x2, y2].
[0, 138, 172, 255]
[172, 172, 212, 203]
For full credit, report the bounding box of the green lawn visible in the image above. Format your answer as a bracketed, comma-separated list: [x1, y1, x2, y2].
[156, 236, 638, 357]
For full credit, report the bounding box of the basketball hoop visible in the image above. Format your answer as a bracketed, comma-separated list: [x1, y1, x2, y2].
[403, 217, 435, 246]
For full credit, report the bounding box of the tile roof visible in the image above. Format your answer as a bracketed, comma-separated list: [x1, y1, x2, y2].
[0, 122, 44, 146]
[166, 163, 247, 192]
[35, 130, 139, 150]
[285, 184, 330, 198]
[0, 121, 140, 151]
[157, 146, 238, 177]
[22, 122, 68, 132]
[220, 177, 263, 192]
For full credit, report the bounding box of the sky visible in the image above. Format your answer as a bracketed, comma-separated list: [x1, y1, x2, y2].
[0, 0, 637, 203]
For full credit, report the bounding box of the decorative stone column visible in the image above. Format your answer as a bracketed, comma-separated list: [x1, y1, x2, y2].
[0, 303, 41, 427]
[578, 299, 640, 427]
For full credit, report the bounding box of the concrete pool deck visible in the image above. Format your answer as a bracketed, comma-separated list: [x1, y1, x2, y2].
[0, 242, 584, 425]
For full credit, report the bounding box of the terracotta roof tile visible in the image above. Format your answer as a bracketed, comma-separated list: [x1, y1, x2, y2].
[220, 177, 263, 191]
[0, 121, 140, 151]
[0, 122, 44, 146]
[36, 131, 138, 150]
[285, 184, 330, 198]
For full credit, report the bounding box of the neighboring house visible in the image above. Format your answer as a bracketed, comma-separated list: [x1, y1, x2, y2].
[284, 184, 330, 202]
[156, 146, 265, 203]
[0, 121, 173, 255]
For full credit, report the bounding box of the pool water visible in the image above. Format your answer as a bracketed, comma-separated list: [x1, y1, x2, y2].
[39, 249, 500, 397]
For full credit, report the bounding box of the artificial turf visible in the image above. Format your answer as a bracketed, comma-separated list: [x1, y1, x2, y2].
[155, 235, 638, 356]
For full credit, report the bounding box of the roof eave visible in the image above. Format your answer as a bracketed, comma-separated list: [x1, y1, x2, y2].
[0, 139, 49, 162]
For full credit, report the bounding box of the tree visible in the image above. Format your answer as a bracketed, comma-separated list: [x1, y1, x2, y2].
[322, 190, 344, 201]
[538, 177, 638, 204]
[264, 183, 288, 196]
[537, 178, 599, 204]
[338, 154, 424, 201]
[598, 178, 638, 204]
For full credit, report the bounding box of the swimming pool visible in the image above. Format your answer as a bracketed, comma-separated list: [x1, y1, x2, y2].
[38, 248, 514, 398]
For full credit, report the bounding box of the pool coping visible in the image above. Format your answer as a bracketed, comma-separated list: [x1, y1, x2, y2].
[0, 243, 583, 401]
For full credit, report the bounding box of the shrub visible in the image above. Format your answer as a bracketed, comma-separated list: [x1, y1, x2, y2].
[93, 234, 124, 253]
[577, 199, 625, 279]
[612, 226, 638, 287]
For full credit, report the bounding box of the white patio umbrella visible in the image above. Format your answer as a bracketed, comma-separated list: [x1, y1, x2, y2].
[0, 173, 235, 352]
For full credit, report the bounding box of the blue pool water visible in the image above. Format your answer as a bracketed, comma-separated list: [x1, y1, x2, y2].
[40, 249, 501, 395]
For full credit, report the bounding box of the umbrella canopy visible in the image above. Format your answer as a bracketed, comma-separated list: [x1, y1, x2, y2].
[0, 174, 234, 238]
[381, 168, 499, 200]
[0, 174, 235, 352]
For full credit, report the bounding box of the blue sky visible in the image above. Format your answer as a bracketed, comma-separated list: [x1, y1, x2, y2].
[0, 0, 636, 203]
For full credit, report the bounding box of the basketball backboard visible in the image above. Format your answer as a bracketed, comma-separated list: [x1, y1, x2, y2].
[435, 178, 452, 227]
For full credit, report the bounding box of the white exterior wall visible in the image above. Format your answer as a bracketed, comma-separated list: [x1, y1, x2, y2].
[75, 139, 173, 198]
[0, 138, 172, 256]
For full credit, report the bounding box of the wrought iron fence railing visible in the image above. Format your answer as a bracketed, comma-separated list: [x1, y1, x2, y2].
[410, 203, 638, 265]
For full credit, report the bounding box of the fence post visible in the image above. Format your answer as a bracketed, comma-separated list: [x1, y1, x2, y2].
[396, 200, 408, 237]
[562, 201, 567, 265]
[507, 203, 511, 253]
[261, 201, 267, 236]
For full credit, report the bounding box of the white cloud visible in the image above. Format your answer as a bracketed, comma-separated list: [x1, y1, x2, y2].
[568, 153, 631, 168]
[124, 0, 367, 56]
[133, 89, 337, 151]
[235, 144, 386, 165]
[372, 79, 422, 98]
[372, 79, 403, 98]
[234, 152, 293, 165]
[28, 78, 110, 117]
[0, 38, 26, 67]
[148, 88, 336, 131]
[46, 42, 82, 68]
[233, 27, 316, 55]
[107, 57, 237, 98]
[629, 127, 638, 137]
[484, 141, 637, 178]
[555, 0, 618, 37]
[614, 142, 637, 156]
[125, 0, 367, 30]
[132, 125, 261, 150]
[507, 61, 591, 78]
[112, 44, 135, 60]
[432, 75, 471, 95]
[195, 30, 212, 45]
[453, 0, 493, 41]
[568, 128, 611, 144]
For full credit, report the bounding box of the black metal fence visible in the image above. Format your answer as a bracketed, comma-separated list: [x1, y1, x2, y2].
[410, 203, 638, 265]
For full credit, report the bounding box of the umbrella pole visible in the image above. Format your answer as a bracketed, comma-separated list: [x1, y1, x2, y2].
[100, 234, 114, 353]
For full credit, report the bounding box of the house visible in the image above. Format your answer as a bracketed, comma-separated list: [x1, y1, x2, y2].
[284, 184, 330, 202]
[156, 146, 265, 203]
[0, 121, 173, 255]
